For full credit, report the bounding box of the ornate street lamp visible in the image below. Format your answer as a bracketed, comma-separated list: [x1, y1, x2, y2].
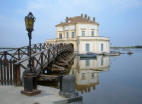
[25, 12, 35, 73]
[21, 12, 41, 96]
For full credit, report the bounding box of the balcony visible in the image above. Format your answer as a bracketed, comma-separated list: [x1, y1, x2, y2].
[56, 37, 77, 41]
[78, 36, 109, 41]
[56, 36, 109, 41]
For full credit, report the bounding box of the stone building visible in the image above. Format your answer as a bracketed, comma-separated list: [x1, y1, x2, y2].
[46, 14, 110, 54]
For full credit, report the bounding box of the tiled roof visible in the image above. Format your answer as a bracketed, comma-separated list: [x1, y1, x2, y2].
[56, 15, 99, 27]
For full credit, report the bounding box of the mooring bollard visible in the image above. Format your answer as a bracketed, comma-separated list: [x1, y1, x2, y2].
[59, 75, 78, 98]
[60, 71, 63, 91]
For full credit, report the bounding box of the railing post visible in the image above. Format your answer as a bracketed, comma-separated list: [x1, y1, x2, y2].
[53, 47, 55, 58]
[56, 44, 58, 55]
[40, 43, 42, 51]
[13, 60, 17, 85]
[9, 60, 13, 82]
[44, 43, 46, 49]
[0, 58, 3, 84]
[48, 49, 50, 64]
[60, 71, 63, 91]
[41, 52, 43, 72]
[18, 48, 21, 60]
[15, 64, 21, 86]
[7, 59, 9, 83]
[3, 51, 7, 83]
[34, 44, 37, 53]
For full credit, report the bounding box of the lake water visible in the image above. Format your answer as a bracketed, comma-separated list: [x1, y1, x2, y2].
[1, 48, 142, 104]
[70, 49, 142, 104]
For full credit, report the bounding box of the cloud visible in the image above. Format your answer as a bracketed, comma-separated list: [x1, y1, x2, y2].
[26, 0, 142, 13]
[0, 0, 142, 47]
[109, 0, 142, 11]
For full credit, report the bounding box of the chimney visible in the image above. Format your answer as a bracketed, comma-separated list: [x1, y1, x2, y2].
[84, 14, 87, 18]
[88, 16, 90, 20]
[65, 17, 69, 23]
[93, 17, 95, 22]
[81, 13, 83, 18]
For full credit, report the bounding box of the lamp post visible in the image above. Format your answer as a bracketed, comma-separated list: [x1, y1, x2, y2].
[21, 12, 41, 96]
[25, 12, 35, 73]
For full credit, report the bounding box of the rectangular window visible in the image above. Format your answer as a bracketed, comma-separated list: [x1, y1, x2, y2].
[86, 43, 90, 52]
[86, 60, 90, 66]
[101, 43, 103, 51]
[81, 73, 86, 80]
[91, 31, 94, 36]
[66, 32, 69, 38]
[82, 31, 85, 37]
[91, 73, 95, 79]
[101, 56, 103, 65]
[72, 32, 75, 38]
[59, 33, 62, 39]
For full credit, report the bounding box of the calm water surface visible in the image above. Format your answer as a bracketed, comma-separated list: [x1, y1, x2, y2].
[71, 49, 142, 104]
[1, 48, 142, 104]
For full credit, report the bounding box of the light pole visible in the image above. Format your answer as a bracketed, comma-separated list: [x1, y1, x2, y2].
[21, 12, 41, 96]
[25, 12, 35, 73]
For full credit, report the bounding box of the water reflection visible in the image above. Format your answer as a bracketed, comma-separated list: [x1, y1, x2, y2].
[70, 55, 110, 93]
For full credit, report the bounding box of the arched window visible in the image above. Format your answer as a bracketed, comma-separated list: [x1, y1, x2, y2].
[66, 32, 69, 38]
[91, 31, 94, 36]
[101, 43, 104, 51]
[86, 43, 90, 52]
[59, 33, 62, 39]
[72, 32, 75, 38]
[82, 31, 85, 37]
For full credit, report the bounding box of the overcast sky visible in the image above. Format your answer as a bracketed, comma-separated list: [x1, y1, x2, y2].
[0, 0, 142, 47]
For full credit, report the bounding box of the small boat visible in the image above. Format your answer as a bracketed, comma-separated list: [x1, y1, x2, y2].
[79, 52, 97, 58]
[127, 51, 133, 55]
[103, 51, 120, 56]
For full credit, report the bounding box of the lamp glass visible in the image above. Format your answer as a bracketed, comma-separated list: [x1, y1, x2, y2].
[25, 16, 29, 31]
[25, 12, 35, 32]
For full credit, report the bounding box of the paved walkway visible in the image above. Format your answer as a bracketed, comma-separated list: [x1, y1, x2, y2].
[0, 86, 67, 104]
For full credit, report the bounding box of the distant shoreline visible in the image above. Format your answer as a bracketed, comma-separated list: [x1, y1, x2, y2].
[111, 45, 142, 49]
[0, 48, 18, 49]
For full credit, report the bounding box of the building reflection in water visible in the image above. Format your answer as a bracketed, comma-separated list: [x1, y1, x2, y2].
[69, 55, 110, 93]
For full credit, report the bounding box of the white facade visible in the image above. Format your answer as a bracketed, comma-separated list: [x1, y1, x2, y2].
[46, 14, 110, 54]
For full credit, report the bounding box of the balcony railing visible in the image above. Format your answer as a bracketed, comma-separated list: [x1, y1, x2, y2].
[56, 36, 109, 41]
